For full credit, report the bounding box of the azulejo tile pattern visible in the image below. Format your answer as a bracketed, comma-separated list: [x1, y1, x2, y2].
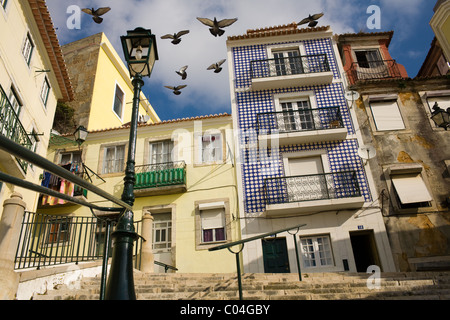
[232, 37, 371, 214]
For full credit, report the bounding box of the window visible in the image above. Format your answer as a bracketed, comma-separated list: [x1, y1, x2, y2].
[113, 84, 124, 120]
[102, 145, 125, 174]
[149, 140, 173, 164]
[427, 96, 450, 128]
[152, 213, 172, 251]
[8, 87, 21, 115]
[201, 208, 226, 243]
[273, 49, 302, 76]
[280, 98, 314, 132]
[200, 133, 222, 164]
[391, 172, 432, 209]
[369, 100, 405, 131]
[46, 217, 71, 244]
[355, 50, 383, 68]
[40, 77, 50, 106]
[300, 235, 334, 268]
[60, 151, 82, 166]
[22, 33, 34, 65]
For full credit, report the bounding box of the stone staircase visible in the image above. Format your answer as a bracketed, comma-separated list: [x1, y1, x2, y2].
[31, 271, 450, 300]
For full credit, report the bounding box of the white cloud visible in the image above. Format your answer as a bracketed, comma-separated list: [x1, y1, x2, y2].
[45, 0, 430, 119]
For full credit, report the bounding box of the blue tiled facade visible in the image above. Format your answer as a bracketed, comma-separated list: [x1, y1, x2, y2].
[231, 35, 371, 215]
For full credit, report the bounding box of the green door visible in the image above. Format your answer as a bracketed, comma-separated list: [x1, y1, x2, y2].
[262, 237, 290, 273]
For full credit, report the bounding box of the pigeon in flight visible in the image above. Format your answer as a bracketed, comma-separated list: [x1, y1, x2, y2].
[196, 17, 238, 37]
[81, 7, 111, 24]
[298, 13, 324, 27]
[207, 59, 226, 73]
[176, 65, 188, 80]
[165, 85, 187, 95]
[160, 30, 190, 45]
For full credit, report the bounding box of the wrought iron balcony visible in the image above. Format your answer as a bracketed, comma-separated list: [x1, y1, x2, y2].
[257, 107, 347, 145]
[134, 161, 186, 196]
[263, 171, 364, 216]
[0, 85, 33, 174]
[250, 54, 333, 90]
[348, 60, 402, 84]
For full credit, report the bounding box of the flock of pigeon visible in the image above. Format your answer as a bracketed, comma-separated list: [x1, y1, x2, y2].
[81, 7, 324, 96]
[161, 17, 237, 96]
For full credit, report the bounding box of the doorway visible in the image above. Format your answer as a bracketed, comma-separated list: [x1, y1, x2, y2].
[349, 230, 381, 272]
[262, 237, 290, 273]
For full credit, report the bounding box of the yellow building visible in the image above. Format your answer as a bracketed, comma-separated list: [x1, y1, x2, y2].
[56, 32, 159, 134]
[0, 0, 73, 217]
[37, 113, 240, 273]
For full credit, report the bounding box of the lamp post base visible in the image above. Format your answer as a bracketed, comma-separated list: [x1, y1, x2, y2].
[105, 210, 138, 300]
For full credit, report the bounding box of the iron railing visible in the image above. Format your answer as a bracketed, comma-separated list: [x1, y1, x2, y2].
[0, 85, 33, 173]
[134, 161, 186, 189]
[250, 54, 330, 79]
[264, 171, 361, 205]
[257, 107, 344, 135]
[14, 212, 142, 270]
[348, 60, 402, 84]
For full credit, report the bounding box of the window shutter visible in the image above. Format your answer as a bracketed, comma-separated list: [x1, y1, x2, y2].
[391, 173, 432, 204]
[370, 100, 405, 131]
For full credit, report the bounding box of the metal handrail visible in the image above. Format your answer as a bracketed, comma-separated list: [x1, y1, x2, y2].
[209, 223, 307, 300]
[154, 260, 178, 273]
[256, 106, 344, 135]
[250, 54, 330, 79]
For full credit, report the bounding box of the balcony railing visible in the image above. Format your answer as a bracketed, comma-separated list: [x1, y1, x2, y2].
[257, 107, 344, 135]
[134, 161, 186, 190]
[251, 54, 330, 79]
[0, 85, 33, 173]
[348, 60, 402, 84]
[264, 171, 361, 205]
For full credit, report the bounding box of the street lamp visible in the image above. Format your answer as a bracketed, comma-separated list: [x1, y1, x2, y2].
[431, 102, 450, 130]
[105, 27, 158, 300]
[73, 125, 88, 145]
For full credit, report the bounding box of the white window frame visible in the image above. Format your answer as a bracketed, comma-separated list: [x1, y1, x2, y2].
[300, 235, 334, 268]
[152, 212, 172, 252]
[112, 83, 125, 121]
[22, 32, 34, 66]
[149, 140, 174, 165]
[197, 131, 223, 165]
[102, 144, 125, 174]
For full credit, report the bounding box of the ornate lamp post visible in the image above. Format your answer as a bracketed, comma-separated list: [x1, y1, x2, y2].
[430, 102, 450, 130]
[105, 27, 158, 300]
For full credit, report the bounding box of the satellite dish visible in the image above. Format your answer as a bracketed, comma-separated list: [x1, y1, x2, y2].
[358, 145, 376, 165]
[345, 90, 360, 101]
[143, 115, 150, 122]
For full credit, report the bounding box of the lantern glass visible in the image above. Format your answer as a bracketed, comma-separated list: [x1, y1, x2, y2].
[74, 125, 88, 144]
[121, 28, 158, 78]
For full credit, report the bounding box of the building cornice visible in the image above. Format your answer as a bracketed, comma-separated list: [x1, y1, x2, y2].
[27, 0, 74, 101]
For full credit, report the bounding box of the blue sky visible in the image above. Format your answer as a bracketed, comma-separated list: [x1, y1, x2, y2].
[47, 0, 437, 121]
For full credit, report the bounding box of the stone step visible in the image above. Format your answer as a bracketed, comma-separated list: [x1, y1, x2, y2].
[31, 272, 450, 300]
